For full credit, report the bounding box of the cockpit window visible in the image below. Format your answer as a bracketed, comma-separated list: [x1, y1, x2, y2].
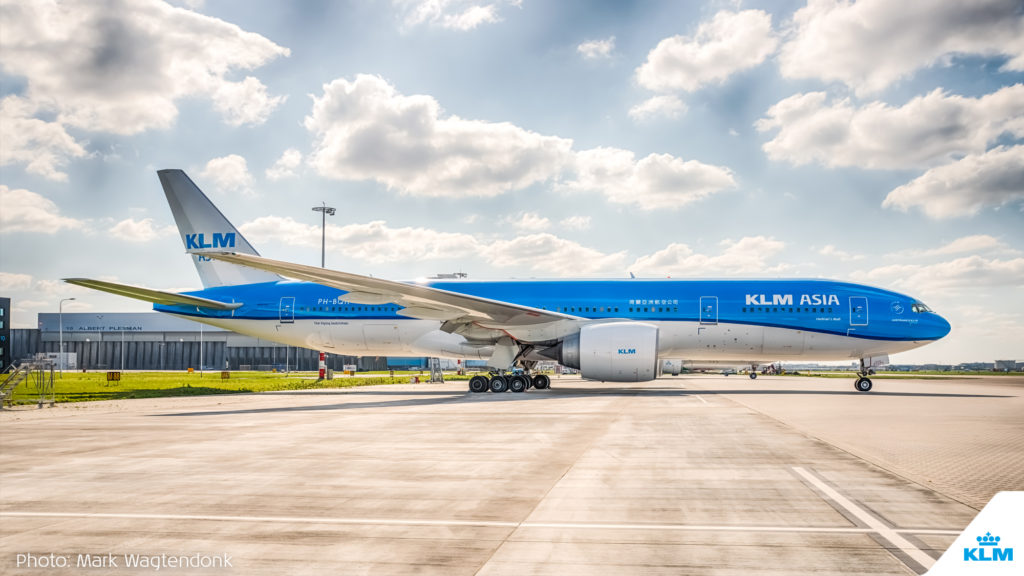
[911, 302, 932, 313]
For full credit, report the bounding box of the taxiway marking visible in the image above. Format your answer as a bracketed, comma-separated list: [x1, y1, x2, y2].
[793, 466, 937, 570]
[0, 511, 960, 536]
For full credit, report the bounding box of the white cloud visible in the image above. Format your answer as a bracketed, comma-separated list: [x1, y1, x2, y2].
[779, 0, 1024, 95]
[240, 216, 480, 263]
[109, 217, 175, 241]
[636, 10, 777, 93]
[925, 235, 1008, 257]
[756, 85, 1024, 170]
[888, 235, 1018, 261]
[305, 74, 574, 197]
[212, 76, 287, 126]
[0, 96, 88, 182]
[265, 148, 303, 181]
[0, 272, 33, 291]
[503, 212, 551, 231]
[577, 36, 615, 60]
[239, 216, 628, 276]
[0, 0, 288, 175]
[570, 147, 735, 209]
[630, 236, 787, 277]
[559, 215, 591, 230]
[883, 146, 1024, 219]
[864, 256, 1024, 296]
[305, 75, 735, 207]
[199, 154, 254, 194]
[0, 185, 84, 234]
[628, 95, 687, 121]
[483, 234, 628, 276]
[818, 244, 864, 261]
[394, 0, 518, 31]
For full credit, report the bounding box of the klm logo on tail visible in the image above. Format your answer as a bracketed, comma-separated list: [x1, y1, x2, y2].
[185, 233, 236, 250]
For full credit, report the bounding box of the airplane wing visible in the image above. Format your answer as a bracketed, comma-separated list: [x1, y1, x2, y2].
[200, 252, 578, 333]
[63, 278, 242, 311]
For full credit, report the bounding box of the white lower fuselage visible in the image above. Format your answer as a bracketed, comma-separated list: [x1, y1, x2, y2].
[172, 315, 928, 364]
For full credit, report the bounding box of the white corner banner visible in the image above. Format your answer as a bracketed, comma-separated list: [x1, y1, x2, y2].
[926, 491, 1022, 575]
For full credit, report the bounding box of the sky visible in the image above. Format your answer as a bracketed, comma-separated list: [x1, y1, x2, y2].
[1, 0, 1022, 364]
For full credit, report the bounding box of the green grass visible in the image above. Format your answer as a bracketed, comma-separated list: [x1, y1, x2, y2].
[6, 370, 480, 405]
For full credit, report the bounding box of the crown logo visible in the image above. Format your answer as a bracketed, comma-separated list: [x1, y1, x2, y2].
[977, 532, 1001, 547]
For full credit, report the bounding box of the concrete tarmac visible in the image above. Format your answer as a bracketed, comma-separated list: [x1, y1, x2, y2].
[2, 374, 1021, 575]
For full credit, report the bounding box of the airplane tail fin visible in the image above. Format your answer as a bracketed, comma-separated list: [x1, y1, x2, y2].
[158, 169, 282, 288]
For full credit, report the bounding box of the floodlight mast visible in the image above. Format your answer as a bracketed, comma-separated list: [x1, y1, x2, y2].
[312, 202, 336, 268]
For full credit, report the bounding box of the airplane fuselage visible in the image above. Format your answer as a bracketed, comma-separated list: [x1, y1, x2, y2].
[156, 278, 950, 363]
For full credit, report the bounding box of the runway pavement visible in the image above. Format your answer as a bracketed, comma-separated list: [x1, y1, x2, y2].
[2, 374, 1021, 575]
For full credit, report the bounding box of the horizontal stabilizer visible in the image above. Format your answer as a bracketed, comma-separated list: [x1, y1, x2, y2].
[63, 278, 242, 310]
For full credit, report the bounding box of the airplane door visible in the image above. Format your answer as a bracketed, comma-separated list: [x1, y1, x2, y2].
[849, 297, 868, 326]
[279, 297, 295, 324]
[699, 296, 718, 325]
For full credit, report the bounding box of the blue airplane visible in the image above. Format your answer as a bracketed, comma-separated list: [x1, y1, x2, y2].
[66, 170, 951, 393]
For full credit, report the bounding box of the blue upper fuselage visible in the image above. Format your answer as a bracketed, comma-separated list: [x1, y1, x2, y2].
[154, 278, 951, 342]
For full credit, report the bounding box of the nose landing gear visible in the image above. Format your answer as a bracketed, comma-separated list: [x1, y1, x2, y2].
[854, 358, 873, 392]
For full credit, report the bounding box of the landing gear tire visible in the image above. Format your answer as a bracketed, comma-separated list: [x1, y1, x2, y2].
[469, 375, 489, 393]
[532, 374, 550, 390]
[508, 375, 528, 393]
[489, 375, 509, 393]
[749, 372, 757, 380]
[855, 377, 873, 392]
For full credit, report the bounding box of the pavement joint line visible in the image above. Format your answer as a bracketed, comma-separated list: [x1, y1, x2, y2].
[0, 512, 962, 535]
[792, 466, 937, 570]
[695, 394, 709, 404]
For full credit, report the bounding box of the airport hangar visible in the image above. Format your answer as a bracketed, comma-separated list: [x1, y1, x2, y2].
[9, 311, 472, 372]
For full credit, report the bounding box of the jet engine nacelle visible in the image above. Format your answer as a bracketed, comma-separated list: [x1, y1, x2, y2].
[556, 322, 659, 382]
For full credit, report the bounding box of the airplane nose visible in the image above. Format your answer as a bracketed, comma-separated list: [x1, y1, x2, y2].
[933, 314, 951, 340]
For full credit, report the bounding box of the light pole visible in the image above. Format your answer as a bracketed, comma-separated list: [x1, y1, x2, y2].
[312, 202, 336, 268]
[59, 297, 75, 377]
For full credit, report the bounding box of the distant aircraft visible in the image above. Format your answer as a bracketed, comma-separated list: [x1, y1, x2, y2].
[66, 170, 951, 393]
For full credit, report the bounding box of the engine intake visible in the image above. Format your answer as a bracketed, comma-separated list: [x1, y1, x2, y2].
[547, 322, 659, 382]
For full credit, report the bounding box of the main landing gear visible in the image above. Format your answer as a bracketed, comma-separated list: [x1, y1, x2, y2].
[854, 358, 873, 392]
[468, 371, 551, 394]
